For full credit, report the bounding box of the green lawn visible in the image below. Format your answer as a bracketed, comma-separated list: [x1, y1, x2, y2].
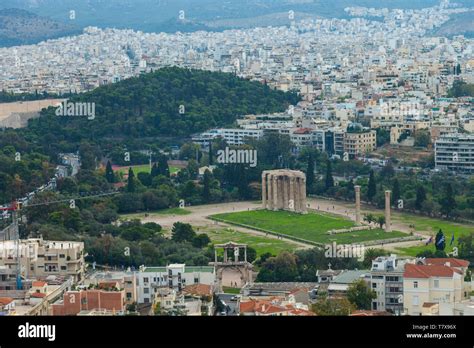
[203, 227, 299, 257]
[392, 212, 474, 256]
[120, 208, 191, 220]
[211, 210, 407, 245]
[114, 164, 180, 176]
[222, 287, 241, 294]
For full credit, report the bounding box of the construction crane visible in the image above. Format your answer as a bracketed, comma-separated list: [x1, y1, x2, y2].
[0, 190, 119, 290]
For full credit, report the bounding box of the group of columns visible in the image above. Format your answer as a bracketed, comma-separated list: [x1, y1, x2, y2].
[262, 170, 307, 214]
[354, 186, 392, 232]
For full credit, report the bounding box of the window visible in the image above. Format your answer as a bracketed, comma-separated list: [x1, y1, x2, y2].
[372, 283, 377, 288]
[413, 296, 419, 306]
[61, 266, 67, 270]
[126, 292, 132, 299]
[144, 288, 149, 294]
[414, 281, 418, 289]
[144, 298, 150, 303]
[59, 254, 65, 258]
[143, 277, 149, 283]
[434, 280, 439, 288]
[194, 277, 199, 284]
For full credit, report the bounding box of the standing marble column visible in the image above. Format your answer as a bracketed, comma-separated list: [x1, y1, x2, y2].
[272, 176, 279, 211]
[289, 177, 296, 212]
[262, 172, 267, 209]
[355, 185, 361, 225]
[267, 173, 274, 210]
[300, 178, 307, 213]
[283, 176, 289, 210]
[385, 190, 392, 232]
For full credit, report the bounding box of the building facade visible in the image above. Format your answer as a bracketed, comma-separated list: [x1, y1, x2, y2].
[137, 264, 215, 304]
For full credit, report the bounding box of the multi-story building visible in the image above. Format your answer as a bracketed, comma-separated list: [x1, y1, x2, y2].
[403, 258, 470, 316]
[344, 130, 377, 158]
[435, 134, 474, 173]
[137, 264, 215, 304]
[370, 255, 409, 314]
[192, 128, 263, 147]
[0, 239, 85, 289]
[52, 288, 125, 316]
[87, 271, 138, 305]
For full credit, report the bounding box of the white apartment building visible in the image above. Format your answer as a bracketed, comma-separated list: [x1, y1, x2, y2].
[0, 238, 85, 289]
[192, 128, 263, 147]
[137, 264, 215, 304]
[371, 255, 410, 314]
[435, 134, 474, 173]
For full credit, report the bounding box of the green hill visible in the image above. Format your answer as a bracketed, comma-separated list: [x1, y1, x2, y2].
[28, 67, 299, 143]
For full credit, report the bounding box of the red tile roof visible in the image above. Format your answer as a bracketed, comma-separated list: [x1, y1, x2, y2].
[404, 264, 462, 279]
[351, 310, 392, 316]
[182, 284, 213, 297]
[31, 293, 47, 298]
[0, 297, 14, 306]
[426, 258, 470, 268]
[32, 281, 47, 287]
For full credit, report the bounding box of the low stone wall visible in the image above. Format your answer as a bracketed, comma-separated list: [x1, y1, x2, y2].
[327, 225, 375, 235]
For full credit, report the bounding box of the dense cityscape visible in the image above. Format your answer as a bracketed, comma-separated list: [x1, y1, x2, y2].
[0, 2, 473, 344]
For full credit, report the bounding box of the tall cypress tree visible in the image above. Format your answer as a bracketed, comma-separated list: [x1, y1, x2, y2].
[158, 155, 170, 178]
[208, 141, 213, 166]
[127, 167, 135, 192]
[392, 179, 400, 206]
[415, 186, 426, 210]
[151, 163, 159, 178]
[105, 160, 115, 183]
[202, 169, 211, 203]
[306, 154, 315, 193]
[367, 170, 376, 203]
[325, 159, 334, 190]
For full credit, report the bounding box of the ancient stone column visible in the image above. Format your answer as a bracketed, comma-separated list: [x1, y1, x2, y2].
[283, 176, 289, 211]
[289, 177, 296, 212]
[262, 172, 267, 209]
[355, 185, 361, 225]
[385, 190, 392, 232]
[300, 178, 307, 213]
[267, 173, 274, 210]
[272, 175, 279, 211]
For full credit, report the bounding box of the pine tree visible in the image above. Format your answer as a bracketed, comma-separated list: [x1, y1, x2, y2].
[105, 160, 115, 183]
[392, 179, 400, 206]
[325, 159, 334, 191]
[127, 167, 135, 192]
[367, 170, 376, 203]
[306, 154, 315, 193]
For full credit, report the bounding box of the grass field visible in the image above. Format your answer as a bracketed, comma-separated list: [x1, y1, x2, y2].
[120, 208, 191, 220]
[202, 227, 299, 256]
[392, 212, 474, 256]
[114, 164, 180, 176]
[211, 210, 407, 245]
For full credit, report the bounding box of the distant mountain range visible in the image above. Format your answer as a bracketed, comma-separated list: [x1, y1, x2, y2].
[0, 0, 450, 34]
[0, 0, 472, 46]
[0, 8, 80, 47]
[433, 10, 474, 38]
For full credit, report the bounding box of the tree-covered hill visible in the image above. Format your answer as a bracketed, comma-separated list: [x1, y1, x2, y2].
[29, 67, 299, 143]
